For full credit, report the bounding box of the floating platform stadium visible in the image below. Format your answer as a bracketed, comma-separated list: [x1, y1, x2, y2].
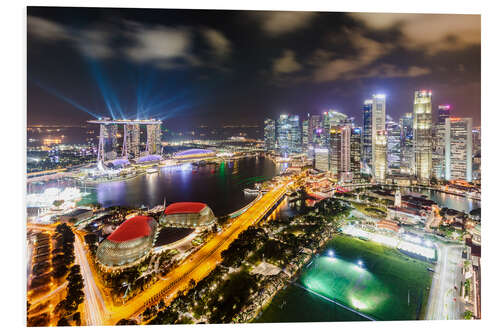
[96, 215, 159, 269]
[160, 202, 217, 229]
[172, 149, 216, 160]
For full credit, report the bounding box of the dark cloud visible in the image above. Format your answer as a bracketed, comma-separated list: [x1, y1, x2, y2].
[27, 8, 481, 127]
[251, 11, 317, 36]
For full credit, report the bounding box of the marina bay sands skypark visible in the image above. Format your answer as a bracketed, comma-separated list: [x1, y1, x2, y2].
[88, 118, 162, 163]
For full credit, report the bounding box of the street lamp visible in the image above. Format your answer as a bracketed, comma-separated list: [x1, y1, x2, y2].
[357, 260, 363, 267]
[328, 250, 334, 257]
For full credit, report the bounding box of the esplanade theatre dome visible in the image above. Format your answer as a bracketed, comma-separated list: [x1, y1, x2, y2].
[96, 216, 158, 268]
[160, 202, 216, 229]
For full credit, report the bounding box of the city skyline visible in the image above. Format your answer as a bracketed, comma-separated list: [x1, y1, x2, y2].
[25, 7, 482, 327]
[28, 8, 481, 128]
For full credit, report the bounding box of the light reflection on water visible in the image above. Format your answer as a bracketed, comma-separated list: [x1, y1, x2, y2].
[87, 157, 279, 216]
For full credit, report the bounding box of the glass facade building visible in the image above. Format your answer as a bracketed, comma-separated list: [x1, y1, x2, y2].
[413, 90, 433, 182]
[386, 120, 401, 173]
[264, 118, 276, 151]
[445, 117, 472, 182]
[432, 104, 450, 179]
[276, 114, 301, 156]
[374, 130, 387, 182]
[399, 112, 414, 175]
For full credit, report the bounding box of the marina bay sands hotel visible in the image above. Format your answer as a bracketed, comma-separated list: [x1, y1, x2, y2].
[88, 118, 162, 163]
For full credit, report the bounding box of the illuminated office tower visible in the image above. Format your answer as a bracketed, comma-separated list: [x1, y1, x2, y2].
[277, 114, 290, 156]
[320, 110, 349, 148]
[363, 94, 386, 176]
[314, 148, 329, 172]
[374, 130, 387, 182]
[399, 113, 414, 175]
[472, 126, 481, 156]
[276, 114, 301, 156]
[329, 126, 342, 178]
[320, 111, 331, 148]
[302, 117, 309, 151]
[413, 90, 433, 182]
[472, 126, 481, 180]
[432, 104, 450, 179]
[445, 117, 472, 182]
[289, 115, 302, 154]
[340, 126, 351, 177]
[309, 114, 322, 146]
[338, 126, 361, 183]
[362, 101, 373, 173]
[264, 118, 276, 151]
[350, 127, 362, 181]
[386, 120, 401, 173]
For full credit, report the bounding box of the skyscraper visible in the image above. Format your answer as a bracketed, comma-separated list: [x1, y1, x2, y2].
[276, 114, 302, 156]
[320, 110, 350, 148]
[399, 112, 413, 175]
[432, 104, 450, 179]
[445, 117, 472, 182]
[350, 127, 362, 181]
[374, 130, 387, 182]
[302, 117, 309, 151]
[314, 148, 329, 172]
[308, 115, 320, 146]
[362, 100, 372, 173]
[264, 118, 276, 151]
[338, 125, 361, 183]
[362, 94, 386, 177]
[386, 120, 401, 173]
[340, 126, 351, 178]
[413, 90, 433, 182]
[277, 114, 290, 156]
[289, 115, 302, 154]
[329, 126, 342, 178]
[472, 126, 481, 181]
[472, 126, 481, 156]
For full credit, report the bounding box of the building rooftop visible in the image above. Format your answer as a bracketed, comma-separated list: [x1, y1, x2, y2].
[137, 154, 162, 163]
[164, 202, 207, 215]
[173, 149, 215, 157]
[107, 216, 152, 243]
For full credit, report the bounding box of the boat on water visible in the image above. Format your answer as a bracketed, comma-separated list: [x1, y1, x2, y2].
[146, 168, 158, 174]
[244, 188, 260, 195]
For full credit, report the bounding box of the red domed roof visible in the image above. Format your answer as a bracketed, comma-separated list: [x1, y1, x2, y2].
[107, 216, 152, 243]
[164, 202, 207, 215]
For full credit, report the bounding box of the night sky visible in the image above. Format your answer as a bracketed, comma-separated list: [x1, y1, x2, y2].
[27, 7, 481, 128]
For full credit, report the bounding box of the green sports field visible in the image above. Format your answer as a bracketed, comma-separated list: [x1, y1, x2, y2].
[300, 235, 433, 321]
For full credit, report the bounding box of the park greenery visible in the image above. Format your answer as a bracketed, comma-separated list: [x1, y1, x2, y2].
[52, 223, 76, 279]
[56, 265, 85, 325]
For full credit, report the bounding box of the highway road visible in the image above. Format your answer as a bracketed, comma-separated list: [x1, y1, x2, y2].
[426, 242, 464, 320]
[74, 233, 108, 325]
[102, 181, 291, 325]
